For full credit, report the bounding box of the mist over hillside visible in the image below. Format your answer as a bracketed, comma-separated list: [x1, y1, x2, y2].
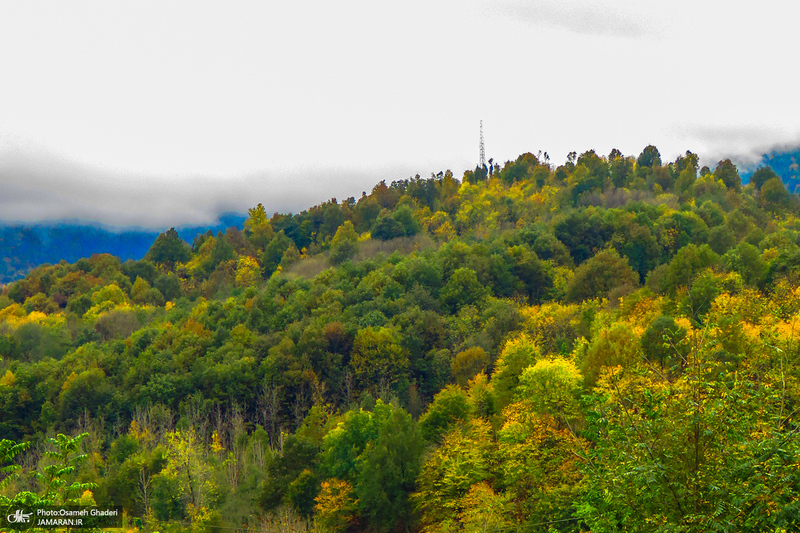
[3, 144, 800, 284]
[0, 213, 246, 284]
[739, 146, 800, 193]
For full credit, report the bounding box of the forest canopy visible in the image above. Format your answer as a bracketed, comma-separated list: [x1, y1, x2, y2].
[3, 147, 800, 532]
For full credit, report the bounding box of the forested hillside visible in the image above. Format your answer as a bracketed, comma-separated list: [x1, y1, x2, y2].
[742, 147, 800, 194]
[0, 214, 246, 284]
[3, 146, 800, 532]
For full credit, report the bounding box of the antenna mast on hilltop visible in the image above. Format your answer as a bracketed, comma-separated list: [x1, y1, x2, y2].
[479, 120, 486, 169]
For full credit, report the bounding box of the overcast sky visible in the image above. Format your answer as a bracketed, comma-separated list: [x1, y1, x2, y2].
[1, 0, 798, 228]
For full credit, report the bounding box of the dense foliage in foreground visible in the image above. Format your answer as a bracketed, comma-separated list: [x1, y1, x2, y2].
[3, 146, 800, 532]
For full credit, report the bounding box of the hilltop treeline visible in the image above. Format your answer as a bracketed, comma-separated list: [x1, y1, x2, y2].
[2, 146, 800, 532]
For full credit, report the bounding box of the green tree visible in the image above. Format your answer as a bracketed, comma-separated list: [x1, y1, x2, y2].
[759, 176, 793, 212]
[356, 405, 423, 533]
[154, 272, 182, 301]
[664, 244, 718, 294]
[321, 409, 377, 483]
[652, 165, 675, 192]
[354, 196, 382, 233]
[371, 213, 405, 241]
[91, 283, 127, 307]
[0, 439, 28, 492]
[695, 201, 725, 228]
[637, 145, 661, 169]
[580, 322, 639, 387]
[658, 211, 710, 255]
[440, 268, 487, 312]
[41, 433, 97, 505]
[565, 249, 638, 302]
[610, 219, 661, 282]
[419, 386, 472, 443]
[491, 337, 540, 409]
[496, 404, 583, 528]
[609, 149, 634, 188]
[314, 479, 359, 533]
[280, 243, 301, 269]
[209, 234, 236, 272]
[713, 159, 741, 190]
[509, 245, 553, 303]
[750, 166, 779, 190]
[244, 203, 274, 249]
[553, 209, 614, 264]
[259, 431, 320, 514]
[707, 225, 735, 255]
[674, 166, 697, 196]
[568, 164, 604, 203]
[130, 276, 151, 304]
[723, 242, 767, 287]
[640, 315, 687, 370]
[679, 271, 722, 324]
[58, 368, 114, 424]
[350, 327, 409, 390]
[580, 322, 800, 532]
[413, 420, 494, 531]
[261, 231, 295, 276]
[577, 149, 609, 186]
[392, 205, 420, 237]
[451, 347, 489, 388]
[0, 439, 44, 515]
[158, 429, 212, 512]
[145, 228, 191, 269]
[517, 357, 582, 419]
[497, 152, 539, 185]
[329, 221, 360, 265]
[320, 203, 346, 242]
[287, 469, 319, 519]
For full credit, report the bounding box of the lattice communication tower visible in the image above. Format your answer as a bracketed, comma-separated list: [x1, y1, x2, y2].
[479, 120, 486, 168]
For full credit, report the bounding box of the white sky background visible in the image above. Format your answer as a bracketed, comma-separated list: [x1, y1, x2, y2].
[0, 0, 798, 227]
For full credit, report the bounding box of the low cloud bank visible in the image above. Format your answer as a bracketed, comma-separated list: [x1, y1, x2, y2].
[0, 141, 415, 229]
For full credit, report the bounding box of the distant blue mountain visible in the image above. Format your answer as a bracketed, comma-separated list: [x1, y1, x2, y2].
[174, 212, 248, 244]
[0, 213, 247, 284]
[740, 147, 800, 193]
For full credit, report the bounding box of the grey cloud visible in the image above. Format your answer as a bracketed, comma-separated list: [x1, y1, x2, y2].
[673, 123, 800, 170]
[0, 142, 410, 229]
[494, 0, 656, 39]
